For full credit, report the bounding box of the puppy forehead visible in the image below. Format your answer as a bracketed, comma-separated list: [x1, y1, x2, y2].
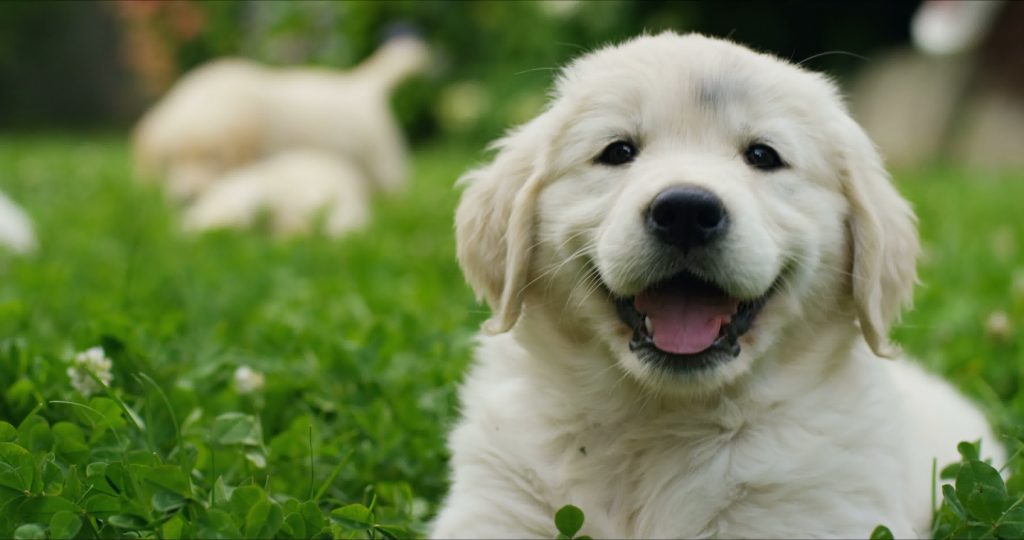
[556, 33, 837, 121]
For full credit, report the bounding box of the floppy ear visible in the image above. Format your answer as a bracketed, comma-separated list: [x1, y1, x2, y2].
[455, 112, 558, 333]
[839, 115, 920, 357]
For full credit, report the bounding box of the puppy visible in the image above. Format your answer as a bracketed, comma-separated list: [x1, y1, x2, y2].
[0, 191, 36, 253]
[133, 35, 429, 201]
[182, 149, 369, 238]
[433, 32, 1002, 538]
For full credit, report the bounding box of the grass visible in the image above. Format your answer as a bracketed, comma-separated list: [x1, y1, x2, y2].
[0, 135, 1022, 539]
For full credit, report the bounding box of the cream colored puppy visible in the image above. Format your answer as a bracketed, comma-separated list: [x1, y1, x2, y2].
[433, 32, 1002, 539]
[0, 191, 36, 253]
[182, 149, 369, 238]
[134, 36, 429, 201]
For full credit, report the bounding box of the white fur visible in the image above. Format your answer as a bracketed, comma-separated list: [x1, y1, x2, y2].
[0, 191, 36, 253]
[133, 36, 429, 201]
[182, 149, 369, 238]
[434, 33, 1002, 539]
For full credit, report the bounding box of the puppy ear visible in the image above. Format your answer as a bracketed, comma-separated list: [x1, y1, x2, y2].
[455, 113, 557, 333]
[839, 116, 920, 357]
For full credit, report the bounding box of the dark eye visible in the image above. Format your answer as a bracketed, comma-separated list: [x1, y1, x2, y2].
[596, 140, 637, 166]
[744, 143, 785, 171]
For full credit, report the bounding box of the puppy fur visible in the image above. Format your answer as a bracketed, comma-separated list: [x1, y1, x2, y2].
[133, 36, 429, 201]
[182, 149, 370, 238]
[433, 32, 1002, 539]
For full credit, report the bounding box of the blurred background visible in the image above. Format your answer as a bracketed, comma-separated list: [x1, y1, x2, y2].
[1, 0, 1019, 168]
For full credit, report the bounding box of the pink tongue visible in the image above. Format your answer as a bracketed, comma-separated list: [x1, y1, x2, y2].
[635, 288, 739, 355]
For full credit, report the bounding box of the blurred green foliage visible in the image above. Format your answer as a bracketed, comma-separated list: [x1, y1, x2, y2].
[0, 0, 920, 139]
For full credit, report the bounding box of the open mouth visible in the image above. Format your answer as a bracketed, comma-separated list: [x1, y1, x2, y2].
[613, 270, 773, 372]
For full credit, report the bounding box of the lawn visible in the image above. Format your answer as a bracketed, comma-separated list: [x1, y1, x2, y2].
[0, 135, 1022, 539]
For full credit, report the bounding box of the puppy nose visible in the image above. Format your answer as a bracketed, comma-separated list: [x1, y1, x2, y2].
[646, 186, 729, 249]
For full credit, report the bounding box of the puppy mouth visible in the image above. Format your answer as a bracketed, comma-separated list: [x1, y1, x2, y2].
[612, 270, 774, 371]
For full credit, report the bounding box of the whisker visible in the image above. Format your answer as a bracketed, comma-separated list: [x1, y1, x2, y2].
[797, 50, 870, 66]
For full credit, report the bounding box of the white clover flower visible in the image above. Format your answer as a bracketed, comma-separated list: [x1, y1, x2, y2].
[985, 310, 1012, 342]
[67, 346, 113, 396]
[233, 365, 266, 394]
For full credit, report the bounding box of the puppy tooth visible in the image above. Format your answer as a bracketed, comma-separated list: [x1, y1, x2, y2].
[644, 316, 653, 335]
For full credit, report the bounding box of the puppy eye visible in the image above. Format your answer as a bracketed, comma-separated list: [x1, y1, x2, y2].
[596, 141, 638, 166]
[744, 143, 785, 171]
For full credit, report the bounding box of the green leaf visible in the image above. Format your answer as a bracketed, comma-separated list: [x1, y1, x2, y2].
[106, 513, 148, 530]
[870, 524, 895, 540]
[995, 505, 1024, 538]
[0, 422, 16, 443]
[212, 476, 234, 506]
[555, 504, 585, 538]
[958, 441, 980, 462]
[83, 465, 117, 497]
[228, 485, 265, 521]
[0, 442, 35, 492]
[198, 508, 242, 540]
[102, 462, 134, 498]
[51, 423, 89, 465]
[62, 465, 82, 502]
[144, 465, 191, 497]
[16, 416, 52, 454]
[375, 524, 411, 539]
[955, 459, 1007, 522]
[210, 413, 262, 447]
[87, 397, 128, 432]
[152, 490, 186, 513]
[244, 498, 283, 539]
[940, 462, 962, 481]
[281, 512, 306, 539]
[12, 523, 45, 540]
[161, 516, 186, 540]
[17, 496, 80, 522]
[942, 484, 969, 520]
[49, 510, 82, 540]
[243, 499, 271, 538]
[84, 494, 122, 516]
[331, 503, 374, 530]
[301, 500, 325, 533]
[162, 515, 186, 540]
[41, 458, 63, 495]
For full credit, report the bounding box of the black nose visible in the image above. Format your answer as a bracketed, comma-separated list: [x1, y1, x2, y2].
[646, 186, 729, 249]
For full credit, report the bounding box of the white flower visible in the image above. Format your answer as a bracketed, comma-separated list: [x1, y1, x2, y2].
[67, 346, 113, 396]
[234, 365, 266, 394]
[985, 310, 1013, 342]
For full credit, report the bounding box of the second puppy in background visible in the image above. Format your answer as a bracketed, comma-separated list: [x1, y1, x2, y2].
[133, 33, 429, 237]
[182, 149, 369, 239]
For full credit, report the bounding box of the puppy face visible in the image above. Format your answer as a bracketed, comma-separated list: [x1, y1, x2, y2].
[456, 33, 919, 395]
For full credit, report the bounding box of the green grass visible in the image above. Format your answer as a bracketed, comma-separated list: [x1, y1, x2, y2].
[0, 135, 1022, 539]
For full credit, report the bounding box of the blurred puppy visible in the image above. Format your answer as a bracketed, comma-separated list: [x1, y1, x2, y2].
[0, 191, 36, 253]
[182, 149, 369, 238]
[433, 32, 1002, 538]
[133, 35, 429, 201]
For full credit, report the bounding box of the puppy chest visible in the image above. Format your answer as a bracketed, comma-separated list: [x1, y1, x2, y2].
[557, 420, 907, 538]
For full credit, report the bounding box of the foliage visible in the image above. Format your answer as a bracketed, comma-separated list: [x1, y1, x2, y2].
[932, 440, 1024, 539]
[555, 504, 590, 540]
[0, 137, 480, 538]
[0, 137, 1022, 538]
[0, 1, 920, 134]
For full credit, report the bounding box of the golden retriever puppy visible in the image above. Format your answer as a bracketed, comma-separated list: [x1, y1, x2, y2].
[182, 149, 369, 238]
[133, 35, 429, 201]
[433, 32, 1002, 538]
[0, 190, 36, 253]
